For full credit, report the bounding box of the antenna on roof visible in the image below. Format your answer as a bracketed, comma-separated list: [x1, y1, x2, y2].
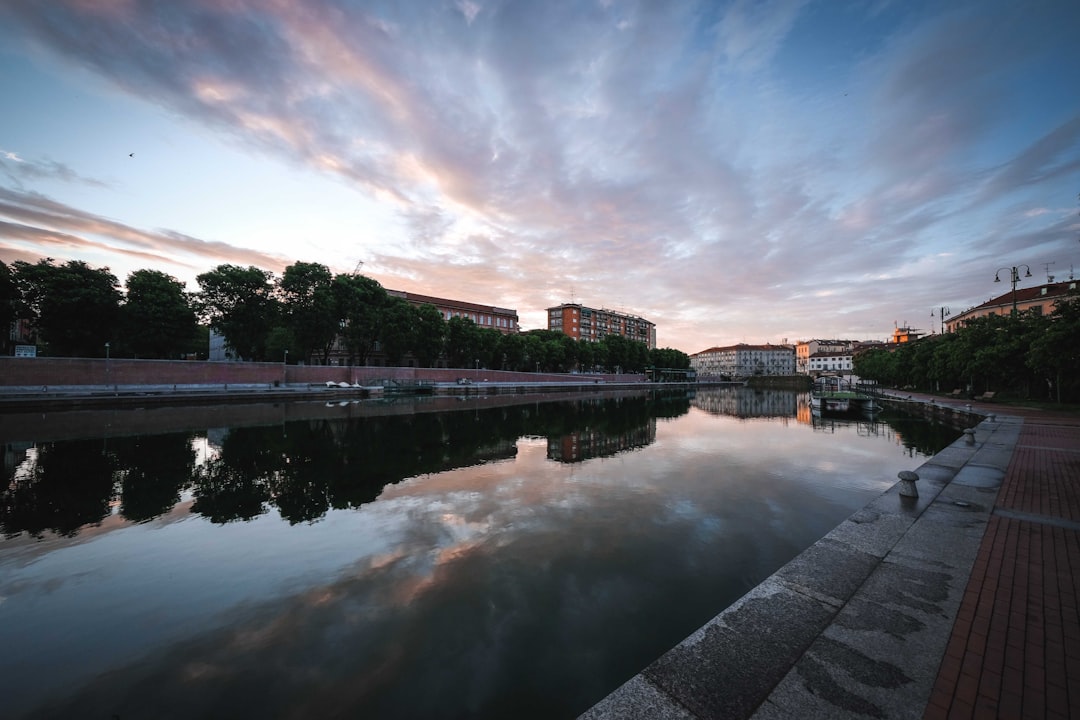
[1044, 262, 1055, 283]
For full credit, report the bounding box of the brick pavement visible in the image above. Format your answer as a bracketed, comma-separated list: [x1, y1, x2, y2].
[924, 410, 1080, 719]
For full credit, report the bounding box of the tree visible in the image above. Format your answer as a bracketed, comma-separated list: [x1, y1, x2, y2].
[600, 334, 648, 372]
[13, 258, 121, 357]
[445, 316, 482, 368]
[121, 269, 199, 359]
[650, 347, 690, 369]
[379, 297, 416, 366]
[332, 273, 388, 365]
[496, 331, 525, 371]
[0, 261, 18, 355]
[1027, 291, 1080, 402]
[853, 347, 898, 386]
[277, 262, 338, 364]
[412, 303, 446, 367]
[195, 265, 278, 361]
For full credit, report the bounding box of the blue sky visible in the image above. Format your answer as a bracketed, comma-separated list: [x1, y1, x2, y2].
[1, 0, 1078, 352]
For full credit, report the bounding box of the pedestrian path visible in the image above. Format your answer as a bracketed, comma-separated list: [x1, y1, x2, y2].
[923, 408, 1080, 719]
[581, 397, 1080, 719]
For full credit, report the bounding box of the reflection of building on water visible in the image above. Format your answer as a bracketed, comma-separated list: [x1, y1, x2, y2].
[691, 388, 800, 419]
[808, 413, 913, 453]
[547, 420, 657, 463]
[3, 441, 34, 482]
[469, 439, 519, 464]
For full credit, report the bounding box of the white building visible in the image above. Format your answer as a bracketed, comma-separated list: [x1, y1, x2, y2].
[690, 344, 795, 379]
[795, 339, 854, 374]
[807, 351, 854, 375]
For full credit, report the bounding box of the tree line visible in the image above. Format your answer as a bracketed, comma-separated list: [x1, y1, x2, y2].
[0, 258, 690, 373]
[853, 294, 1080, 403]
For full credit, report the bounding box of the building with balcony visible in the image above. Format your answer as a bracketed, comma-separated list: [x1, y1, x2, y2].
[546, 303, 656, 349]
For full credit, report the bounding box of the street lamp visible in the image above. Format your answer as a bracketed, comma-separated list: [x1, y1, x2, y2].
[994, 265, 1032, 315]
[932, 306, 951, 334]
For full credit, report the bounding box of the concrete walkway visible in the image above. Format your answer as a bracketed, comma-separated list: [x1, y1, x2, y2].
[581, 396, 1079, 719]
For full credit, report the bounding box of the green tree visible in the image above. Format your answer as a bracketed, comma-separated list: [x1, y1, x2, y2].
[278, 262, 338, 364]
[332, 273, 388, 365]
[649, 347, 690, 369]
[0, 261, 18, 354]
[379, 297, 416, 366]
[496, 331, 525, 370]
[264, 325, 295, 365]
[121, 269, 199, 359]
[445, 316, 482, 368]
[412, 303, 446, 367]
[853, 347, 898, 386]
[1027, 292, 1080, 402]
[195, 265, 278, 361]
[601, 334, 648, 372]
[13, 258, 121, 357]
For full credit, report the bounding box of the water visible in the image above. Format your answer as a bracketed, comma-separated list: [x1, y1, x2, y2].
[0, 388, 958, 719]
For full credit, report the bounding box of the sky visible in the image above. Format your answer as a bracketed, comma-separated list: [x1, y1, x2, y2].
[1, 0, 1078, 353]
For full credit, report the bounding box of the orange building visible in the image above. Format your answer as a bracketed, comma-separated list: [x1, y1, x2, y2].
[945, 280, 1078, 332]
[546, 303, 656, 349]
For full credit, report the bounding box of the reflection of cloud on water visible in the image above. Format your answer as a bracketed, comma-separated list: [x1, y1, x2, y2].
[10, 416, 934, 718]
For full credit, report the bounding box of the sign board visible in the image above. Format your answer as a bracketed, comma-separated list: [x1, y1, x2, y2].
[14, 345, 37, 357]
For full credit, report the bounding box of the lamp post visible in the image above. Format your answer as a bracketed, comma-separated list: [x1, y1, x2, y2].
[932, 306, 951, 334]
[994, 265, 1032, 315]
[104, 342, 110, 385]
[282, 349, 288, 387]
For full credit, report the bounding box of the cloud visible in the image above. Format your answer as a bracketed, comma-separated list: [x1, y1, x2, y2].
[1, 0, 1078, 346]
[0, 154, 108, 189]
[0, 188, 291, 280]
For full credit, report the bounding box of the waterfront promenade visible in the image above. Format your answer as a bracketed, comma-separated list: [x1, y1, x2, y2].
[582, 393, 1079, 719]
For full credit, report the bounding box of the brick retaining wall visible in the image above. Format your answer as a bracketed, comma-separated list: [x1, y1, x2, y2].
[0, 357, 635, 388]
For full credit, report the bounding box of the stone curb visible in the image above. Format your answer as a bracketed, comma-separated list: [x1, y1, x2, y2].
[581, 414, 1019, 720]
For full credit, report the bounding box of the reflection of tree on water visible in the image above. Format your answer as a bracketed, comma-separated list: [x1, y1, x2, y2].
[809, 411, 960, 458]
[1, 439, 116, 538]
[113, 434, 197, 522]
[1, 434, 197, 538]
[1, 392, 693, 536]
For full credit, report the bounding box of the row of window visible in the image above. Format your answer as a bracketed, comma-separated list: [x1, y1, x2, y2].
[444, 310, 515, 328]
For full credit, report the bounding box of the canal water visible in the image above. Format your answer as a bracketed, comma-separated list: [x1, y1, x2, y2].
[0, 387, 958, 719]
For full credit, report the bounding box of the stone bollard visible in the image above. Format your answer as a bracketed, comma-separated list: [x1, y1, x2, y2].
[898, 470, 919, 498]
[964, 428, 976, 445]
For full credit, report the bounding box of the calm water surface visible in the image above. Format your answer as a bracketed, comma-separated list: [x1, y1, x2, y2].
[0, 388, 958, 719]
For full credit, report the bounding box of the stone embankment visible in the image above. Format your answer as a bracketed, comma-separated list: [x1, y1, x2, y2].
[582, 393, 1079, 719]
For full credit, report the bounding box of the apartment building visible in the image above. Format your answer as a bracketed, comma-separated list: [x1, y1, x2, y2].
[690, 343, 795, 379]
[807, 351, 854, 375]
[546, 303, 657, 349]
[945, 279, 1078, 332]
[795, 339, 852, 374]
[388, 290, 518, 335]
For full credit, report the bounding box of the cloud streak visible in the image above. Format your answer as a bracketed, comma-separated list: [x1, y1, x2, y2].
[1, 0, 1077, 348]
